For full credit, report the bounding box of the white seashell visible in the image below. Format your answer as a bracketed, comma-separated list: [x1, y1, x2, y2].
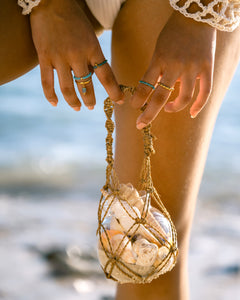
[159, 254, 175, 275]
[110, 216, 124, 231]
[111, 234, 136, 264]
[154, 246, 170, 267]
[150, 208, 172, 241]
[101, 188, 115, 204]
[146, 212, 169, 242]
[158, 246, 169, 261]
[132, 238, 158, 266]
[110, 201, 161, 246]
[119, 183, 143, 210]
[98, 248, 155, 283]
[118, 185, 169, 241]
[101, 187, 168, 246]
[110, 201, 140, 229]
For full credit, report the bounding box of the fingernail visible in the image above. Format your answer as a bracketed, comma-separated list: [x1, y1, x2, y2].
[87, 106, 94, 110]
[73, 106, 81, 111]
[136, 122, 147, 130]
[50, 101, 57, 107]
[190, 113, 198, 118]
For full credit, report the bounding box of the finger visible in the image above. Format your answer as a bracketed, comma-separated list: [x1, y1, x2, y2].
[136, 74, 177, 130]
[72, 64, 96, 109]
[130, 60, 160, 109]
[56, 65, 81, 111]
[164, 75, 196, 113]
[91, 57, 124, 104]
[190, 70, 212, 118]
[39, 63, 58, 107]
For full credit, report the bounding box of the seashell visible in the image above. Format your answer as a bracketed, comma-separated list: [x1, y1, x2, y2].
[132, 238, 158, 266]
[101, 187, 169, 246]
[154, 246, 170, 267]
[150, 208, 172, 241]
[111, 234, 136, 264]
[158, 254, 175, 275]
[110, 216, 124, 231]
[119, 183, 143, 211]
[101, 188, 115, 204]
[98, 248, 155, 283]
[99, 229, 123, 251]
[118, 184, 169, 241]
[110, 201, 161, 246]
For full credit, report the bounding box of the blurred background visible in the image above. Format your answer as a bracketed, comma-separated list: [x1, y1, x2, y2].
[0, 31, 239, 300]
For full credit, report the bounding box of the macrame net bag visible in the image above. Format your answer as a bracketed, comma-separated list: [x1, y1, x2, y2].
[97, 86, 178, 284]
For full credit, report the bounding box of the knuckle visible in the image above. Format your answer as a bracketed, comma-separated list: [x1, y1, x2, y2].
[202, 59, 212, 71]
[203, 85, 212, 96]
[61, 85, 74, 96]
[101, 73, 114, 86]
[181, 95, 192, 104]
[142, 114, 153, 124]
[41, 79, 52, 91]
[137, 84, 151, 99]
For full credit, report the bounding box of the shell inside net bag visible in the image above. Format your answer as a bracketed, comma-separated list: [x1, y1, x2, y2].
[97, 183, 178, 284]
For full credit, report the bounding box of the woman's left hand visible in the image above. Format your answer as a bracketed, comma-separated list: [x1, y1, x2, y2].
[130, 11, 217, 129]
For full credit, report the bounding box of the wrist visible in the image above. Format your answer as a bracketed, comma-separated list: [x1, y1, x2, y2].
[171, 10, 217, 34]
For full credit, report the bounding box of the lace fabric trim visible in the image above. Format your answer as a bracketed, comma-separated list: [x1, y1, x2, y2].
[169, 0, 240, 31]
[18, 0, 41, 15]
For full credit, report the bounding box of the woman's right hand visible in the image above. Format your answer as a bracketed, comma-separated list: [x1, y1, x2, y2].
[30, 0, 124, 111]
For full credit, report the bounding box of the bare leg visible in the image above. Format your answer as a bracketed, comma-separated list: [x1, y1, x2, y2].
[0, 0, 102, 85]
[111, 0, 240, 299]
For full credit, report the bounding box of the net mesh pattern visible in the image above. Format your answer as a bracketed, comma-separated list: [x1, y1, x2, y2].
[169, 0, 240, 31]
[96, 86, 178, 284]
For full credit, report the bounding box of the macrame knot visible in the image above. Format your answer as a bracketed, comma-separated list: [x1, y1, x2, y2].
[135, 217, 146, 225]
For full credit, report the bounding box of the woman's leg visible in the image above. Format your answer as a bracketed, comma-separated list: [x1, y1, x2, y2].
[111, 0, 240, 299]
[0, 0, 102, 85]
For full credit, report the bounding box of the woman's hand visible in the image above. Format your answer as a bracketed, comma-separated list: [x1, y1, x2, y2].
[130, 11, 216, 129]
[30, 0, 123, 111]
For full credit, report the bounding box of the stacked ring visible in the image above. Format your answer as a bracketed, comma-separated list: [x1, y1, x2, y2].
[93, 59, 108, 69]
[157, 82, 174, 92]
[74, 72, 92, 95]
[139, 80, 155, 90]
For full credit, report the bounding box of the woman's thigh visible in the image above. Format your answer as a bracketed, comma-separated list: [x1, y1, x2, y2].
[0, 0, 103, 85]
[112, 0, 240, 231]
[0, 0, 38, 84]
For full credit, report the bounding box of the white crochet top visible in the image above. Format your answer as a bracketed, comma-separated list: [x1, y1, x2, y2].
[169, 0, 240, 31]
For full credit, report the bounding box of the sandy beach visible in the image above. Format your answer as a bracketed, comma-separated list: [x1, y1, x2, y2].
[0, 188, 239, 300]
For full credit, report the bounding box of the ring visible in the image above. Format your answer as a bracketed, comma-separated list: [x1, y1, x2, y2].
[75, 78, 92, 95]
[73, 71, 92, 81]
[157, 82, 174, 92]
[139, 80, 155, 90]
[73, 72, 92, 95]
[93, 59, 108, 69]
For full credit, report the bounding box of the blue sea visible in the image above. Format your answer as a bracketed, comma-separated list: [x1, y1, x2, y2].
[0, 31, 240, 300]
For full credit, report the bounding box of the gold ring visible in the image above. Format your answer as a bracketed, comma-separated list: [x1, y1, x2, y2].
[75, 78, 92, 95]
[75, 78, 92, 85]
[157, 82, 174, 92]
